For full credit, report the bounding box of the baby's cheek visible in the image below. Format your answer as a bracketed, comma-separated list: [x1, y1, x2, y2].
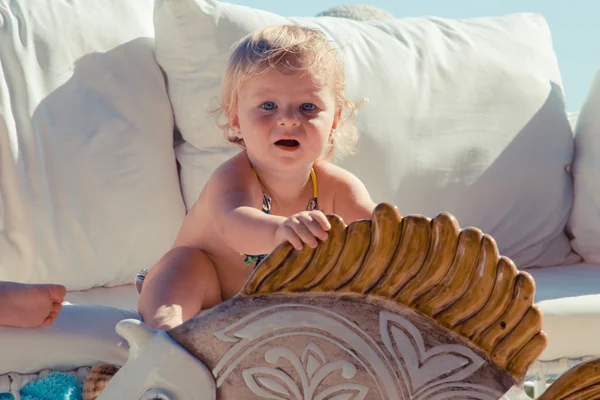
[256, 113, 277, 126]
[312, 118, 335, 135]
[241, 114, 269, 133]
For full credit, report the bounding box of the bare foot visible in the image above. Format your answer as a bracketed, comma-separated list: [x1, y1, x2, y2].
[0, 281, 66, 328]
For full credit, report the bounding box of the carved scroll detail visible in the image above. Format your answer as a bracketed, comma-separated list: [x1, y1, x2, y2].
[242, 202, 546, 380]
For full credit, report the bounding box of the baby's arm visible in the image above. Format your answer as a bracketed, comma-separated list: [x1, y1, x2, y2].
[207, 161, 331, 254]
[331, 166, 380, 223]
[207, 161, 287, 255]
[138, 160, 280, 329]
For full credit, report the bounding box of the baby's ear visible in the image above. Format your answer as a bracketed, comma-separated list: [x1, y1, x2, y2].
[228, 111, 242, 138]
[332, 107, 342, 131]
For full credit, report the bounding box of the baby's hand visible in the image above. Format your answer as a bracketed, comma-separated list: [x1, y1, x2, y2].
[275, 210, 331, 250]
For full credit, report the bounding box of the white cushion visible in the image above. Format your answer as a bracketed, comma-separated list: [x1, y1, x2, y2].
[154, 0, 578, 269]
[567, 111, 580, 134]
[0, 285, 140, 375]
[63, 284, 139, 311]
[316, 4, 396, 21]
[0, 0, 186, 290]
[528, 264, 600, 360]
[175, 142, 241, 210]
[568, 69, 600, 263]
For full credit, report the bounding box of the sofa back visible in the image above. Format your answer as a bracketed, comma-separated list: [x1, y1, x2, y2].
[155, 0, 579, 269]
[0, 0, 185, 290]
[568, 68, 600, 263]
[0, 0, 587, 291]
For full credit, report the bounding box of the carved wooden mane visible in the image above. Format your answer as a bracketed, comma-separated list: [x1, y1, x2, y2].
[165, 203, 545, 398]
[242, 203, 546, 381]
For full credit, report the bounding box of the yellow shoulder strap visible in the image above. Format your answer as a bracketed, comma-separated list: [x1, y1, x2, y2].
[309, 168, 318, 199]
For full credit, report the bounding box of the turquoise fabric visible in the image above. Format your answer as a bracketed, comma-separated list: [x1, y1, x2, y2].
[0, 372, 82, 400]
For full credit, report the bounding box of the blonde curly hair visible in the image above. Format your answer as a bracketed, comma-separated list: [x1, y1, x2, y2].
[214, 25, 360, 160]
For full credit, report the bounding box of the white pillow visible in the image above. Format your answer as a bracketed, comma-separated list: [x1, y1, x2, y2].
[568, 111, 580, 134]
[175, 142, 241, 210]
[0, 0, 186, 290]
[154, 0, 578, 268]
[568, 69, 600, 263]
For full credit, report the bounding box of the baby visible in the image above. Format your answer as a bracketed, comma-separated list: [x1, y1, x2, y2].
[138, 25, 379, 330]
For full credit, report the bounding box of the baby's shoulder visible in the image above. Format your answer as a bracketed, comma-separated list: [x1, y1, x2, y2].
[212, 151, 248, 175]
[207, 151, 254, 189]
[314, 161, 375, 221]
[314, 161, 364, 189]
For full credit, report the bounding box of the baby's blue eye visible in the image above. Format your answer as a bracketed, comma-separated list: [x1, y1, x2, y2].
[301, 103, 316, 111]
[261, 102, 276, 110]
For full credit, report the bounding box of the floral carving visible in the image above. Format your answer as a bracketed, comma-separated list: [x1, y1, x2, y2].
[243, 342, 368, 400]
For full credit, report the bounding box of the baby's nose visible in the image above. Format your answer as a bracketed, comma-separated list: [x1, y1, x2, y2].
[278, 109, 300, 126]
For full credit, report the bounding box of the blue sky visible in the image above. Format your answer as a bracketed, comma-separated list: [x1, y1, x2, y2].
[227, 0, 598, 112]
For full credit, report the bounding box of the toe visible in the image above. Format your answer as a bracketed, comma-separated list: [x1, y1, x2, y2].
[48, 284, 67, 302]
[51, 301, 63, 313]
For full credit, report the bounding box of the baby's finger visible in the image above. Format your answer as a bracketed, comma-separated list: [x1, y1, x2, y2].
[307, 222, 329, 242]
[281, 226, 304, 250]
[297, 215, 329, 242]
[290, 220, 319, 248]
[288, 234, 304, 251]
[310, 211, 331, 231]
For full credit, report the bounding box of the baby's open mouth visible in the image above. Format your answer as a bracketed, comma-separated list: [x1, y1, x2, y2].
[275, 139, 299, 147]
